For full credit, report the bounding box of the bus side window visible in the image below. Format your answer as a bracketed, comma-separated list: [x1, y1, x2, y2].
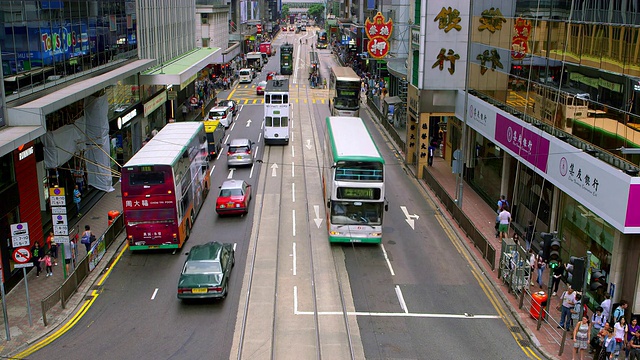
[265, 116, 273, 126]
[265, 95, 270, 103]
[283, 94, 288, 103]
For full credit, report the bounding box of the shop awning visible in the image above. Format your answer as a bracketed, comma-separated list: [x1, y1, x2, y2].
[211, 42, 241, 64]
[140, 47, 221, 88]
[2, 59, 155, 157]
[387, 58, 408, 78]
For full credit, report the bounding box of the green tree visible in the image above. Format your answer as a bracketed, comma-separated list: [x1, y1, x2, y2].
[282, 5, 290, 19]
[308, 4, 324, 20]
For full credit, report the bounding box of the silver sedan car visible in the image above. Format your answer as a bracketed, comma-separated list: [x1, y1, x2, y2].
[226, 138, 254, 167]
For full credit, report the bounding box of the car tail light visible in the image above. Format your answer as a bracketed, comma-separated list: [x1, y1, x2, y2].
[222, 115, 227, 119]
[178, 288, 189, 294]
[209, 287, 222, 292]
[173, 233, 177, 240]
[128, 235, 133, 245]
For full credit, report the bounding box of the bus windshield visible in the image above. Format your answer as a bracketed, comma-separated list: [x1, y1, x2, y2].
[335, 161, 384, 181]
[333, 97, 359, 109]
[330, 201, 383, 226]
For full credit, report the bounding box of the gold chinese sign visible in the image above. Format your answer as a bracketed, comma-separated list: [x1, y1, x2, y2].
[434, 7, 462, 33]
[476, 49, 504, 75]
[365, 12, 393, 59]
[478, 7, 506, 33]
[432, 48, 460, 75]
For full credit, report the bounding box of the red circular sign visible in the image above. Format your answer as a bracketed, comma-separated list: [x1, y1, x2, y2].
[13, 247, 31, 263]
[190, 96, 198, 105]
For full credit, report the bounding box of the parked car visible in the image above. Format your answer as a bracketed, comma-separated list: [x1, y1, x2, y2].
[177, 242, 235, 300]
[256, 81, 267, 95]
[216, 179, 252, 216]
[226, 138, 254, 167]
[217, 100, 238, 116]
[208, 106, 233, 128]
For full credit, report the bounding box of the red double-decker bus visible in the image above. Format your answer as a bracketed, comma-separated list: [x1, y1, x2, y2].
[121, 122, 210, 250]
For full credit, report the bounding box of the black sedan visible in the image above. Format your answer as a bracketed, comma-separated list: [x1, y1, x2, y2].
[177, 242, 235, 300]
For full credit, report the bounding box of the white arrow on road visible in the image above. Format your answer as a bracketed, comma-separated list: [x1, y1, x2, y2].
[306, 139, 312, 150]
[400, 206, 419, 230]
[313, 205, 323, 228]
[246, 119, 252, 127]
[227, 168, 235, 179]
[271, 163, 278, 177]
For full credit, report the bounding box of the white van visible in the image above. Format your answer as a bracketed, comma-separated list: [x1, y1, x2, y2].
[239, 68, 253, 83]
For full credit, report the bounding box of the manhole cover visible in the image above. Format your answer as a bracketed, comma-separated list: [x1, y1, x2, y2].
[510, 326, 521, 333]
[518, 339, 530, 347]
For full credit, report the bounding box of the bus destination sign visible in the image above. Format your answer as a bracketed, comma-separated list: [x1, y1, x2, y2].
[337, 187, 379, 200]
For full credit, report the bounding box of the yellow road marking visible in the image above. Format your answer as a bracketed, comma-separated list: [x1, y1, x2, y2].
[434, 213, 541, 360]
[227, 85, 238, 100]
[14, 243, 130, 358]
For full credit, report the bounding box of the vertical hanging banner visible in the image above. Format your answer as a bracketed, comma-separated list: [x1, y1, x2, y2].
[365, 12, 393, 59]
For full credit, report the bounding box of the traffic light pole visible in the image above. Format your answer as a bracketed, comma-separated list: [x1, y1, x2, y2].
[578, 251, 592, 320]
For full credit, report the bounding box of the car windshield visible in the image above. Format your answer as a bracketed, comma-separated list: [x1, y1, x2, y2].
[239, 70, 251, 76]
[220, 188, 243, 197]
[184, 260, 222, 274]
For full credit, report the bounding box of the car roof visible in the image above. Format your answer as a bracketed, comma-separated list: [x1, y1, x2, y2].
[220, 179, 246, 190]
[210, 106, 230, 112]
[187, 242, 225, 261]
[229, 138, 251, 146]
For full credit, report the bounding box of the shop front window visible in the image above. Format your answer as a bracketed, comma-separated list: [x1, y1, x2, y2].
[513, 165, 554, 231]
[468, 134, 503, 203]
[559, 195, 614, 308]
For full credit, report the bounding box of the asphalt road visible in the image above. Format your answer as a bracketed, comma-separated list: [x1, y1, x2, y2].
[28, 27, 540, 360]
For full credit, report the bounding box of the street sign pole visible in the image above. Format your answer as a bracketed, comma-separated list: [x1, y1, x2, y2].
[22, 268, 32, 326]
[0, 280, 8, 340]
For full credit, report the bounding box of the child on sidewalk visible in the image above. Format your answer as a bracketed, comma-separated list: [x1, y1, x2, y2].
[42, 251, 53, 277]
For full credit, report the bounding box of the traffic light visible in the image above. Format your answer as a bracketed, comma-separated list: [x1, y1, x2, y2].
[567, 256, 585, 292]
[548, 238, 561, 268]
[540, 232, 553, 260]
[590, 269, 607, 291]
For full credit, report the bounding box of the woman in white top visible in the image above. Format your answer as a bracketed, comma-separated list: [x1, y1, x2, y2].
[613, 317, 628, 355]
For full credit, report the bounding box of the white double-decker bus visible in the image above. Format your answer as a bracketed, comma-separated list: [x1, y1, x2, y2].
[263, 78, 290, 145]
[323, 117, 387, 243]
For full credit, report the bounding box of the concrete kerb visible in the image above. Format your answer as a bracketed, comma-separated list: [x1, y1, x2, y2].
[361, 103, 557, 360]
[7, 234, 128, 358]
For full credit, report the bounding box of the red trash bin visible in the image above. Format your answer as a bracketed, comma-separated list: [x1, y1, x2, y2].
[108, 210, 121, 225]
[530, 291, 548, 320]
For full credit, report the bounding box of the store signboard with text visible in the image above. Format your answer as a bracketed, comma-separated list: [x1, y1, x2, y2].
[456, 91, 640, 233]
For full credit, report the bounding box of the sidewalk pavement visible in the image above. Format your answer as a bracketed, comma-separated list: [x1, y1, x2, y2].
[0, 98, 221, 358]
[363, 103, 589, 360]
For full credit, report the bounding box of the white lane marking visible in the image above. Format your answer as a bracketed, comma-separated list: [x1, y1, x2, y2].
[291, 130, 294, 142]
[230, 122, 236, 131]
[227, 168, 235, 179]
[395, 285, 408, 313]
[209, 165, 216, 177]
[151, 288, 159, 300]
[240, 105, 244, 112]
[292, 183, 295, 202]
[400, 206, 420, 230]
[291, 145, 295, 157]
[380, 244, 395, 276]
[306, 139, 312, 150]
[292, 242, 297, 275]
[313, 205, 323, 228]
[224, 134, 230, 144]
[249, 163, 255, 179]
[233, 243, 237, 251]
[246, 119, 252, 127]
[261, 120, 264, 129]
[271, 163, 278, 177]
[258, 132, 262, 143]
[292, 209, 296, 237]
[294, 285, 299, 310]
[291, 162, 295, 177]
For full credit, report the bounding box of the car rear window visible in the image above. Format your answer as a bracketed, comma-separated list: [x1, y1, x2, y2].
[220, 188, 243, 197]
[210, 110, 226, 117]
[229, 145, 250, 153]
[184, 260, 222, 274]
[240, 70, 251, 75]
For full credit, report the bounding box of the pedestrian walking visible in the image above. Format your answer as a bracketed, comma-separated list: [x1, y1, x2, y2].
[535, 252, 545, 288]
[497, 205, 511, 240]
[629, 326, 640, 360]
[182, 103, 188, 120]
[46, 231, 58, 266]
[570, 293, 583, 330]
[626, 318, 640, 359]
[81, 225, 94, 253]
[614, 316, 627, 357]
[573, 315, 591, 360]
[559, 287, 577, 330]
[600, 327, 616, 360]
[529, 249, 536, 286]
[31, 242, 43, 277]
[551, 259, 564, 295]
[525, 220, 534, 251]
[601, 294, 612, 322]
[497, 195, 510, 213]
[42, 251, 53, 277]
[73, 184, 82, 217]
[64, 239, 76, 275]
[591, 307, 606, 352]
[72, 164, 85, 193]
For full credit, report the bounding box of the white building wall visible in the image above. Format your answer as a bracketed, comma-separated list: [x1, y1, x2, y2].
[137, 0, 197, 63]
[196, 8, 230, 50]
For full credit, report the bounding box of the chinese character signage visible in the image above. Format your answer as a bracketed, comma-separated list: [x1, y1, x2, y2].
[476, 49, 504, 75]
[478, 7, 506, 33]
[511, 18, 531, 60]
[365, 12, 393, 59]
[434, 7, 462, 33]
[432, 48, 460, 74]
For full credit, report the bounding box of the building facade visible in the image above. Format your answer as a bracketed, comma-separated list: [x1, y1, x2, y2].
[408, 0, 640, 313]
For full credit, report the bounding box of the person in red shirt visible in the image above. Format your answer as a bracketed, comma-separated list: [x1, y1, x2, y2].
[46, 231, 58, 266]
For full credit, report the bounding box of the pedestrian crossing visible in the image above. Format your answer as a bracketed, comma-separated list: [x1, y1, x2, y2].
[226, 83, 329, 105]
